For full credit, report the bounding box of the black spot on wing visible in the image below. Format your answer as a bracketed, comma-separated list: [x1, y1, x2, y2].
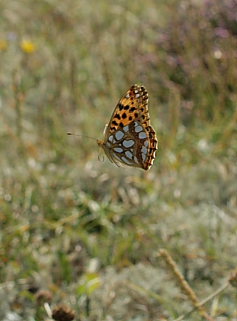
[118, 104, 124, 111]
[114, 114, 121, 120]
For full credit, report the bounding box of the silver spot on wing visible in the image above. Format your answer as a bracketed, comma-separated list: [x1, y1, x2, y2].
[125, 151, 133, 159]
[115, 130, 124, 140]
[123, 125, 129, 132]
[141, 146, 148, 154]
[114, 147, 123, 153]
[135, 125, 143, 133]
[108, 135, 115, 143]
[122, 140, 135, 148]
[138, 132, 147, 139]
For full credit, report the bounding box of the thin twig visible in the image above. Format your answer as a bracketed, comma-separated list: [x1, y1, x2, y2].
[173, 282, 229, 321]
[159, 249, 215, 321]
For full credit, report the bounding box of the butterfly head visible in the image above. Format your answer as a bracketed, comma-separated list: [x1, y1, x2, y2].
[97, 138, 111, 156]
[97, 138, 122, 167]
[97, 139, 108, 154]
[97, 139, 104, 146]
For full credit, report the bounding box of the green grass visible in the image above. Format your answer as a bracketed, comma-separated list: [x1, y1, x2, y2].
[0, 0, 237, 320]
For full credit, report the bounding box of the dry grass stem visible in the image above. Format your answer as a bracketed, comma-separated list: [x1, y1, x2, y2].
[159, 249, 215, 321]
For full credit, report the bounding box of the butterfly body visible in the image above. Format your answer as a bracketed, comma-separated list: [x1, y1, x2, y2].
[97, 85, 158, 170]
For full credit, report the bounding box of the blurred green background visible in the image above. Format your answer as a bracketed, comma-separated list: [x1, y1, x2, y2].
[0, 0, 237, 320]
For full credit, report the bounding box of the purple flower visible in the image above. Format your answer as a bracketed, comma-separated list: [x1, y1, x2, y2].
[215, 27, 230, 38]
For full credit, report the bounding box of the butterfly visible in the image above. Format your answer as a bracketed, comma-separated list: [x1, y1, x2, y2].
[97, 84, 158, 170]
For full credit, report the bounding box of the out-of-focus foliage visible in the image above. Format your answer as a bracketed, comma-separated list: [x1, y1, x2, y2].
[0, 0, 236, 320]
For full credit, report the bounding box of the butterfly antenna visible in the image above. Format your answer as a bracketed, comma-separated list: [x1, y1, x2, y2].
[67, 132, 97, 142]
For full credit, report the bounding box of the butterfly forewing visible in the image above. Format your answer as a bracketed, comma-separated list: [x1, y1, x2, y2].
[106, 85, 150, 134]
[97, 84, 158, 170]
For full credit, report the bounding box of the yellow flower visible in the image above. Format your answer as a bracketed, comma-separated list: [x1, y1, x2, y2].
[0, 39, 8, 51]
[20, 39, 37, 53]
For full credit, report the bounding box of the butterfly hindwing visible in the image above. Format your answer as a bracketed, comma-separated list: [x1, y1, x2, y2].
[103, 120, 149, 168]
